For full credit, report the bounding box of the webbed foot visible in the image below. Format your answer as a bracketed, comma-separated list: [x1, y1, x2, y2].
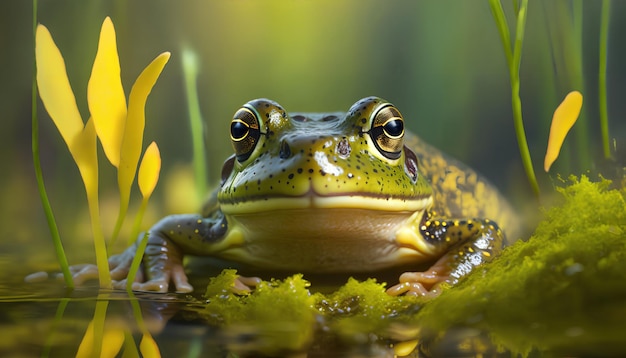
[386, 255, 452, 297]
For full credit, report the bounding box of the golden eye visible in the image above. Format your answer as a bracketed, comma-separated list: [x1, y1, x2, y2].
[230, 107, 261, 162]
[369, 104, 404, 160]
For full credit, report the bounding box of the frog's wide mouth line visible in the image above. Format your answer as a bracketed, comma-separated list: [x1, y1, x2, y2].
[219, 193, 432, 215]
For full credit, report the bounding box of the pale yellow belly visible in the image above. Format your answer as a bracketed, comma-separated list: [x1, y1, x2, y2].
[218, 208, 432, 272]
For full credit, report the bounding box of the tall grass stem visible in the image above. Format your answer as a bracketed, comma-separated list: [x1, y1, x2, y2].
[489, 0, 540, 198]
[31, 0, 74, 288]
[599, 0, 611, 159]
[182, 48, 208, 197]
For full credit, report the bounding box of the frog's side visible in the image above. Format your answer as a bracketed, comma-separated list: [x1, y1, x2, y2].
[90, 97, 517, 296]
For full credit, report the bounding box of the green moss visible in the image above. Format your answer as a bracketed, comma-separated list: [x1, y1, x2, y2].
[416, 175, 626, 356]
[202, 270, 319, 354]
[196, 176, 626, 356]
[317, 278, 421, 343]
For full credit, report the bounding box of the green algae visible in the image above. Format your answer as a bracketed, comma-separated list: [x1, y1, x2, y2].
[196, 175, 626, 356]
[416, 175, 626, 356]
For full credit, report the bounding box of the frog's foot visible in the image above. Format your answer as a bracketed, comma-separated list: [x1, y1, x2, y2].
[386, 256, 452, 297]
[113, 238, 194, 293]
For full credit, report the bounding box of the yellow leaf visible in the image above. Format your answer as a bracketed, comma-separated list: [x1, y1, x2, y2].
[71, 118, 99, 199]
[138, 142, 161, 198]
[139, 333, 162, 358]
[35, 24, 84, 150]
[544, 91, 583, 172]
[118, 52, 171, 209]
[99, 328, 125, 358]
[88, 16, 127, 167]
[76, 320, 95, 358]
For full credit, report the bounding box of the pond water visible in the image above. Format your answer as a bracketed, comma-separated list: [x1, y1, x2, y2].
[2, 266, 503, 357]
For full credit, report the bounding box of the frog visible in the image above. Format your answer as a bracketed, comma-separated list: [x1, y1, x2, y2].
[70, 96, 517, 296]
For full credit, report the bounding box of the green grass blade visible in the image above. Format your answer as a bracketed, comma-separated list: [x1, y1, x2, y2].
[41, 298, 70, 357]
[126, 231, 149, 292]
[31, 0, 74, 289]
[599, 0, 611, 159]
[182, 48, 208, 197]
[489, 0, 540, 198]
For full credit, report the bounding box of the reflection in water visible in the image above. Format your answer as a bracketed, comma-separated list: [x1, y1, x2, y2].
[0, 277, 508, 357]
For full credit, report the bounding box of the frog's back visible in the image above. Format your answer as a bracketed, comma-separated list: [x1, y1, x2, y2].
[405, 132, 520, 241]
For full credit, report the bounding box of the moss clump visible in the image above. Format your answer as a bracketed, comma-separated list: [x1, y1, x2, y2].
[200, 272, 421, 353]
[416, 175, 626, 356]
[201, 269, 318, 354]
[317, 278, 421, 343]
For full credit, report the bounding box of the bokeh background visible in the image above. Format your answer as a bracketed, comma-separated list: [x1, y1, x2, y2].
[1, 1, 625, 269]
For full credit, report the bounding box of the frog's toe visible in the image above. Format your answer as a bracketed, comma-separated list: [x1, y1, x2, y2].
[386, 281, 429, 296]
[232, 275, 262, 294]
[115, 279, 170, 293]
[386, 267, 450, 297]
[170, 265, 194, 293]
[69, 264, 100, 285]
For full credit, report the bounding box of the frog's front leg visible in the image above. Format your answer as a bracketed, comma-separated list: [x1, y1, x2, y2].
[109, 211, 230, 293]
[387, 212, 505, 297]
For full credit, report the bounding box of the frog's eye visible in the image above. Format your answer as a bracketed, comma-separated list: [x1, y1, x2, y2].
[369, 104, 405, 160]
[230, 107, 261, 162]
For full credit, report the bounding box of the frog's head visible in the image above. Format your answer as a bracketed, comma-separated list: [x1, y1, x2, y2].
[217, 97, 433, 215]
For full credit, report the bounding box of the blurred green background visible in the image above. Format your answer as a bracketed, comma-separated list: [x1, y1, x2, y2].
[1, 1, 624, 269]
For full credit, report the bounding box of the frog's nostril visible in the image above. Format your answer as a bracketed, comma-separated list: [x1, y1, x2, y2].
[279, 140, 291, 159]
[336, 138, 351, 159]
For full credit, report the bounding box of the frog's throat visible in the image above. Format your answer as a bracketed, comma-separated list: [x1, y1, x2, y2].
[219, 193, 433, 215]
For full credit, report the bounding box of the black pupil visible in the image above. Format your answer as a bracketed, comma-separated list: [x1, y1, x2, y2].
[231, 121, 249, 140]
[383, 119, 403, 137]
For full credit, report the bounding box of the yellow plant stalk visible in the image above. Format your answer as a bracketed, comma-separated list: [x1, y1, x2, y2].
[544, 91, 583, 172]
[114, 52, 170, 246]
[87, 17, 170, 246]
[35, 24, 111, 288]
[129, 142, 162, 246]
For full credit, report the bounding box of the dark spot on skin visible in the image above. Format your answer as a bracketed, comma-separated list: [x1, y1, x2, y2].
[297, 168, 303, 174]
[308, 168, 314, 173]
[288, 173, 294, 179]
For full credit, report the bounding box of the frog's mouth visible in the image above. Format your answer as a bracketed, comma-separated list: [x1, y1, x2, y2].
[219, 191, 432, 215]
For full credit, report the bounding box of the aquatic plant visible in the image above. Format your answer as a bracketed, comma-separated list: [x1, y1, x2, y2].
[599, 0, 612, 159]
[76, 292, 161, 358]
[544, 91, 583, 172]
[30, 0, 73, 288]
[182, 48, 209, 198]
[198, 270, 423, 355]
[34, 17, 169, 289]
[488, 0, 539, 197]
[491, 1, 617, 183]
